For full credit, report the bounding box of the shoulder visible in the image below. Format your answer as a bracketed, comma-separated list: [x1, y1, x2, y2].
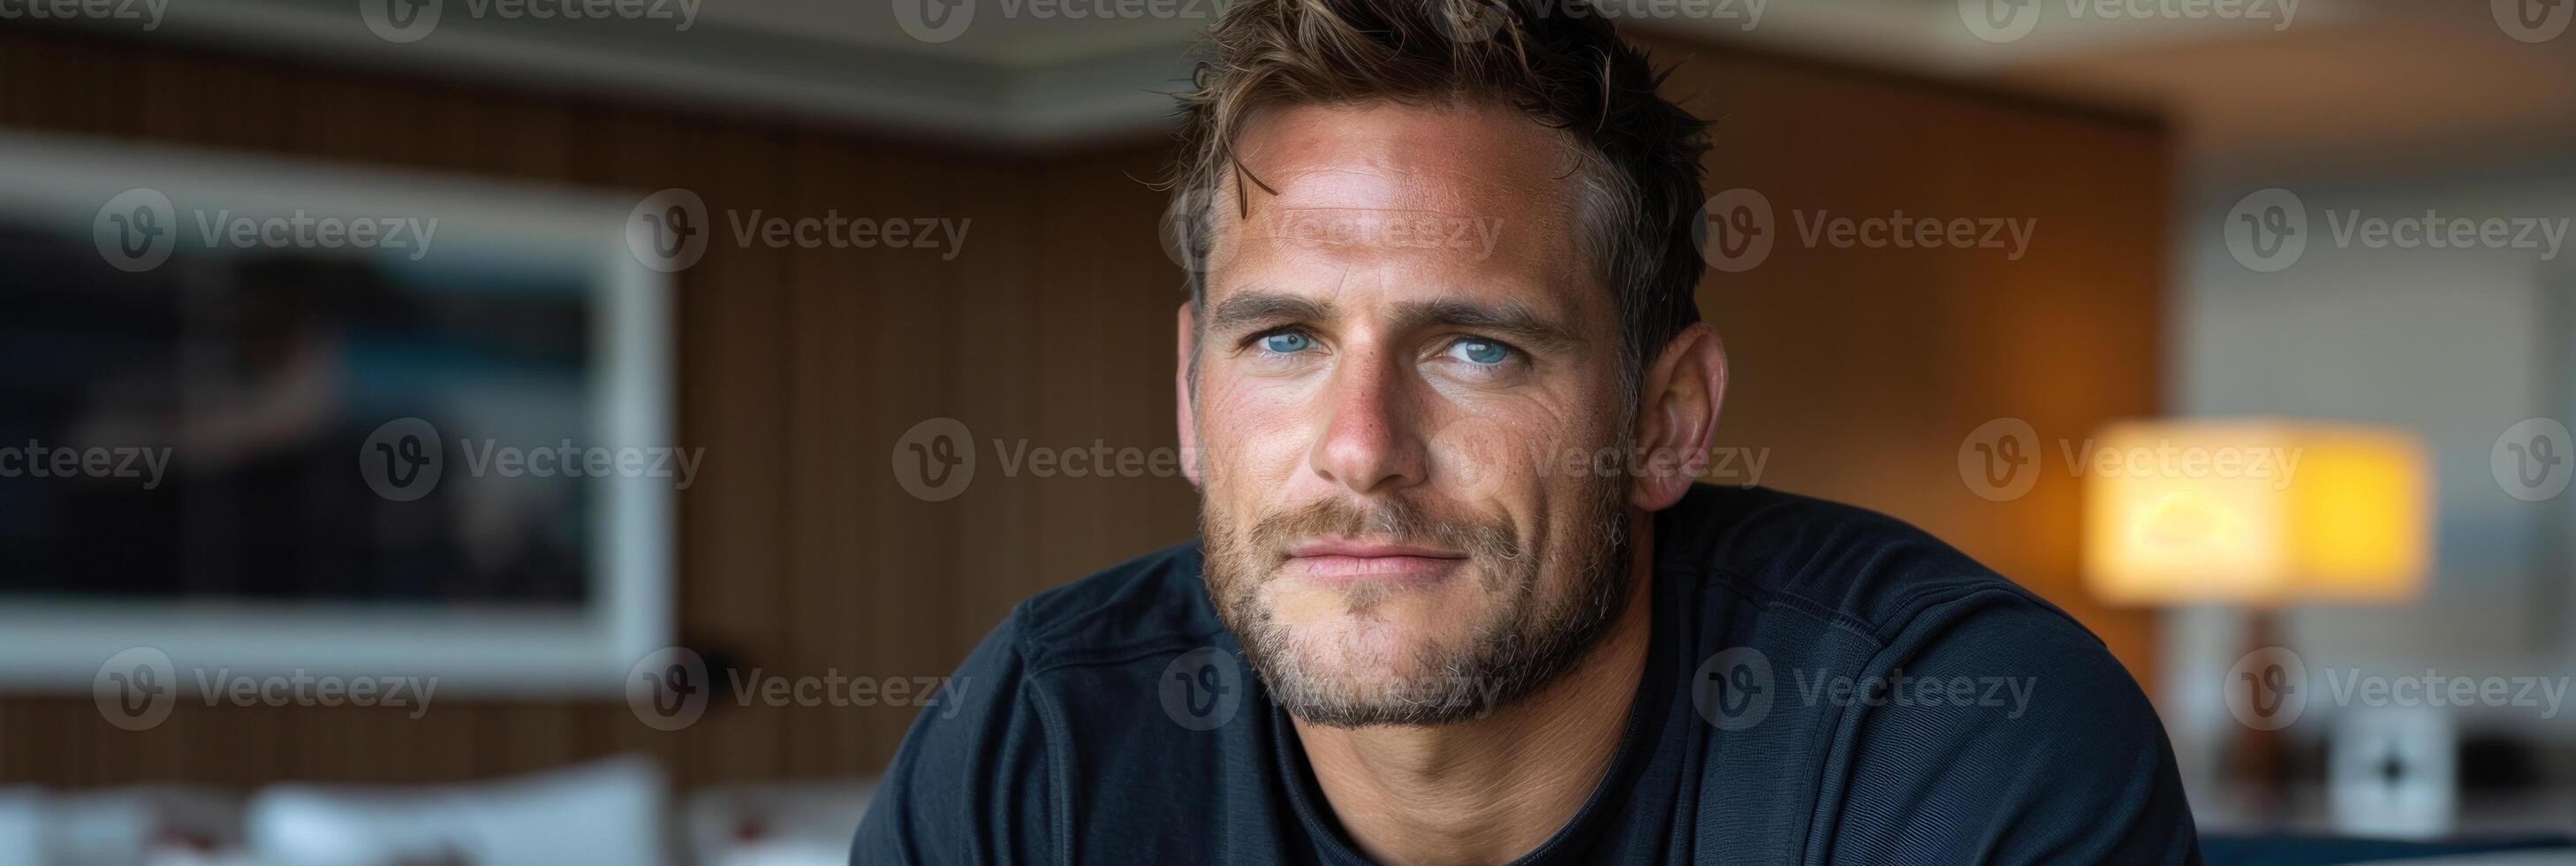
[852, 541, 1222, 863]
[1657, 485, 2197, 862]
[1655, 483, 2090, 649]
[1010, 540, 1228, 668]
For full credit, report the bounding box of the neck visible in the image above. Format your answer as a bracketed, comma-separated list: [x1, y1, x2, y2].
[1292, 512, 1656, 866]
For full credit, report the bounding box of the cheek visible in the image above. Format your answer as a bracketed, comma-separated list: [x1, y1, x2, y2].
[1429, 407, 1622, 549]
[1197, 377, 1315, 496]
[1428, 403, 1604, 499]
[1429, 412, 1541, 503]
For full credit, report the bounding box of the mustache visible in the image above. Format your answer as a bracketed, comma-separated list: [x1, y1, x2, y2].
[1248, 497, 1520, 563]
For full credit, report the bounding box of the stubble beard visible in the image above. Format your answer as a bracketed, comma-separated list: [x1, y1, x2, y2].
[1199, 473, 1633, 728]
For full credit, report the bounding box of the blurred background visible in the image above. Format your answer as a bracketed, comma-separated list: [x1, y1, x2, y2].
[2, 0, 2573, 863]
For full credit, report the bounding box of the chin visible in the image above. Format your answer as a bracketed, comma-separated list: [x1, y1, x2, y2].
[1262, 573, 1486, 656]
[1247, 582, 1511, 727]
[1284, 601, 1465, 672]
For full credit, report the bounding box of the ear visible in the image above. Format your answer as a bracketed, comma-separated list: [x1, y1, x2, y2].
[1175, 301, 1203, 489]
[1629, 323, 1727, 512]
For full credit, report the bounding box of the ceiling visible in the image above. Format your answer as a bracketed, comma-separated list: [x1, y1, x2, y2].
[36, 0, 2576, 171]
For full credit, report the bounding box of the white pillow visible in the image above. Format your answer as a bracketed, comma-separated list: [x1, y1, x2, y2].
[246, 755, 666, 866]
[683, 779, 877, 866]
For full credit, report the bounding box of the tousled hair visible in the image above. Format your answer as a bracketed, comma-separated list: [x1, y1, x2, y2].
[1167, 0, 1712, 384]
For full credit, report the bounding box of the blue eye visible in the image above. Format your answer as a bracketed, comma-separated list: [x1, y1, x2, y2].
[1260, 331, 1314, 353]
[1450, 338, 1512, 365]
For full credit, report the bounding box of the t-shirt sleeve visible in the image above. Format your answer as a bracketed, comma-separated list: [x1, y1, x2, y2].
[1822, 595, 2202, 865]
[851, 609, 1056, 865]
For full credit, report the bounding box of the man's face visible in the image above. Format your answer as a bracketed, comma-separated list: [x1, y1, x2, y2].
[1189, 103, 1637, 726]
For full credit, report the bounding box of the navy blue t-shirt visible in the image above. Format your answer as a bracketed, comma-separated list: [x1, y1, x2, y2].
[852, 485, 2201, 864]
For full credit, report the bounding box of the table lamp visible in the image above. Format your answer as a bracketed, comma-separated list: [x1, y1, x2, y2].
[2082, 418, 2432, 814]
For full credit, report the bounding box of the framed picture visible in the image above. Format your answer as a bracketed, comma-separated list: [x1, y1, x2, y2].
[0, 130, 674, 695]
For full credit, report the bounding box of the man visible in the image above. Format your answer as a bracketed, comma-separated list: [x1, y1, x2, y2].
[854, 0, 2200, 862]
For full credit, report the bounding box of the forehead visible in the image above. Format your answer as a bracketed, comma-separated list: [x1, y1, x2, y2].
[1207, 102, 1600, 321]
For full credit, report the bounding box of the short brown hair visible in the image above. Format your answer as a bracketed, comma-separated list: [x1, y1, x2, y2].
[1169, 0, 1711, 382]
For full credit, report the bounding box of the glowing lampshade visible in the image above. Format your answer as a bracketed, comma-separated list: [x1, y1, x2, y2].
[2083, 419, 2432, 605]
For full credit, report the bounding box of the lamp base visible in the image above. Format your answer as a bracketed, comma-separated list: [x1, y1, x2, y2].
[2229, 607, 2289, 824]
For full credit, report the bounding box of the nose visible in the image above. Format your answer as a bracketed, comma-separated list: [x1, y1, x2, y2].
[1307, 344, 1428, 496]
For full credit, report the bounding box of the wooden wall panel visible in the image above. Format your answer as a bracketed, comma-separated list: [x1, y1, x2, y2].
[0, 24, 2163, 789]
[1648, 42, 2168, 691]
[0, 26, 1060, 788]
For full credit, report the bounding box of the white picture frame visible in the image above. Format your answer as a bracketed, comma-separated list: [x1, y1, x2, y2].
[0, 129, 673, 695]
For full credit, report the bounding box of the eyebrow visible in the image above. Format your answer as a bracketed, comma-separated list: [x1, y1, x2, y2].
[1390, 298, 1583, 353]
[1202, 291, 1585, 353]
[1203, 292, 1333, 335]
